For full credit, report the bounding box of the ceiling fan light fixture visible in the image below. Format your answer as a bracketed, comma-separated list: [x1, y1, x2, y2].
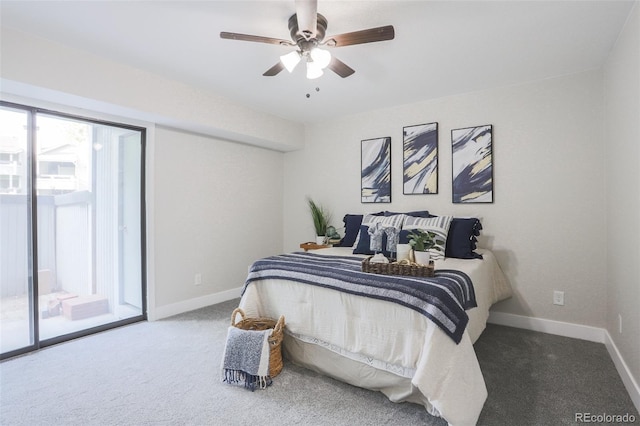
[221, 5, 395, 79]
[310, 47, 331, 69]
[280, 50, 301, 73]
[306, 61, 324, 79]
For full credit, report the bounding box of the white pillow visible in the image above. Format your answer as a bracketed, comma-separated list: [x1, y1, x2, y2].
[353, 213, 407, 248]
[402, 215, 453, 260]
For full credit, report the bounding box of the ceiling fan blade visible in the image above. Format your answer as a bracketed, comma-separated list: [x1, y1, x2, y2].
[327, 57, 355, 78]
[263, 62, 285, 77]
[220, 32, 295, 46]
[325, 25, 395, 47]
[295, 0, 318, 39]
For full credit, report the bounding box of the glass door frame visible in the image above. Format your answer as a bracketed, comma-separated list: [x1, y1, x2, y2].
[0, 101, 148, 360]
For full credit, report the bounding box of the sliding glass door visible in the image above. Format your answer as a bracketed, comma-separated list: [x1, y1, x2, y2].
[0, 102, 146, 358]
[0, 106, 33, 353]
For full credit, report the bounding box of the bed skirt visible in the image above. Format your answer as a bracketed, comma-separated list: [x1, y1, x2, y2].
[283, 333, 444, 418]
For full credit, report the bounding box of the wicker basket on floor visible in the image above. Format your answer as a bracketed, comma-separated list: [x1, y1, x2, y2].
[230, 308, 285, 378]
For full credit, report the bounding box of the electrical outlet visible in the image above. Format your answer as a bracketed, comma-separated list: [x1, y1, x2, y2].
[619, 314, 623, 334]
[195, 273, 202, 286]
[553, 291, 564, 306]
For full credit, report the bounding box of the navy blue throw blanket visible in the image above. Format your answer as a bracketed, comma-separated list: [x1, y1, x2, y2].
[243, 252, 477, 344]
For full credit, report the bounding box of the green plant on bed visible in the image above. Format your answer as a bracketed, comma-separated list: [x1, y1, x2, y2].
[407, 229, 443, 252]
[307, 197, 332, 237]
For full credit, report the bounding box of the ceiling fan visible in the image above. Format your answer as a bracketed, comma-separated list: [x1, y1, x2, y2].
[220, 0, 395, 79]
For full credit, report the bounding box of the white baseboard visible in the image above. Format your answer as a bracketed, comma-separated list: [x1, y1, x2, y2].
[604, 331, 640, 413]
[147, 287, 243, 321]
[488, 311, 639, 413]
[488, 311, 605, 343]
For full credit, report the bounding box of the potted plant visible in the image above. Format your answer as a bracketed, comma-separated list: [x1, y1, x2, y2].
[307, 197, 332, 245]
[406, 229, 443, 265]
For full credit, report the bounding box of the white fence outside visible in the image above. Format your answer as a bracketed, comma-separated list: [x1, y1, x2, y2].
[1, 192, 93, 299]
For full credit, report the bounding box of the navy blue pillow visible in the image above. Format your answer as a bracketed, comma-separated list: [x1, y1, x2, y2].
[353, 225, 392, 256]
[335, 214, 363, 247]
[445, 218, 483, 259]
[398, 229, 411, 244]
[335, 212, 384, 247]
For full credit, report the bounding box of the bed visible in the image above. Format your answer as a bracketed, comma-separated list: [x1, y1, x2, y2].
[238, 214, 512, 425]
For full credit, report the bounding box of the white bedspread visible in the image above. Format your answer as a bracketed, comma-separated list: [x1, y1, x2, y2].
[239, 247, 511, 425]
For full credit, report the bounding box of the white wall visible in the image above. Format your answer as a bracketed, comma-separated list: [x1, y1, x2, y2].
[0, 27, 304, 152]
[151, 127, 284, 316]
[284, 70, 607, 328]
[604, 2, 640, 399]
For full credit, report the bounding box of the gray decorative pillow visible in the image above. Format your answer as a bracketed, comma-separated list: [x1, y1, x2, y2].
[402, 215, 453, 260]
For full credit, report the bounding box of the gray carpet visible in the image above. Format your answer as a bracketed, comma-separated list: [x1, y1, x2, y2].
[1, 299, 637, 426]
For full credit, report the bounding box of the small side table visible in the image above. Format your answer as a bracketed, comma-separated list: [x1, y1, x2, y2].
[300, 242, 331, 251]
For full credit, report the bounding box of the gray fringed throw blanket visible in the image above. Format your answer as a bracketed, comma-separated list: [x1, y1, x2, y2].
[222, 326, 272, 391]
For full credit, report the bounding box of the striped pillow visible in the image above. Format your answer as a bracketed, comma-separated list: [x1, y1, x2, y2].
[402, 215, 453, 260]
[352, 213, 406, 248]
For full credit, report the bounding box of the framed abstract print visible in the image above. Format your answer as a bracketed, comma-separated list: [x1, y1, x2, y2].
[403, 122, 438, 194]
[451, 125, 493, 203]
[361, 136, 391, 203]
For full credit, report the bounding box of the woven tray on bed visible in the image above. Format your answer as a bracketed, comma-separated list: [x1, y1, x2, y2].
[361, 257, 435, 277]
[231, 308, 285, 378]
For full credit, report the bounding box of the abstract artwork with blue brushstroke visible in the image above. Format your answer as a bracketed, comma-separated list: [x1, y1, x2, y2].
[403, 122, 438, 194]
[361, 137, 391, 203]
[451, 125, 493, 203]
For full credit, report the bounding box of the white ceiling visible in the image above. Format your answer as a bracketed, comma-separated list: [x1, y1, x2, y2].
[1, 1, 635, 124]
